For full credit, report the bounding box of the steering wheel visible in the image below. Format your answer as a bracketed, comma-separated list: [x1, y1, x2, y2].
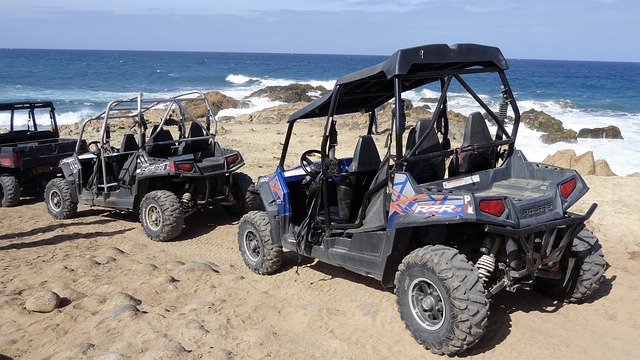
[87, 141, 101, 154]
[300, 149, 322, 178]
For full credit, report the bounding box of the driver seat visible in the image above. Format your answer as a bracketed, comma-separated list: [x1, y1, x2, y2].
[348, 135, 381, 175]
[337, 135, 381, 221]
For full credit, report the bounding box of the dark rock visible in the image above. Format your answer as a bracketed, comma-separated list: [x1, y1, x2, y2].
[249, 84, 328, 103]
[578, 125, 623, 139]
[540, 129, 578, 144]
[521, 109, 564, 133]
[184, 91, 248, 117]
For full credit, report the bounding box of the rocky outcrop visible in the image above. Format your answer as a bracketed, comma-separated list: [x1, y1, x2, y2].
[249, 84, 328, 103]
[232, 102, 309, 124]
[521, 109, 564, 133]
[578, 125, 623, 139]
[541, 129, 578, 144]
[521, 109, 578, 144]
[542, 149, 616, 176]
[184, 91, 248, 117]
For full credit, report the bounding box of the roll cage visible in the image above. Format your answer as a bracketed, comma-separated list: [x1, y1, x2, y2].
[75, 90, 217, 154]
[282, 43, 521, 172]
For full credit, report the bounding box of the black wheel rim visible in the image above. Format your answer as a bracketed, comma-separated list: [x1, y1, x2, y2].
[409, 277, 446, 330]
[49, 189, 62, 211]
[243, 229, 261, 262]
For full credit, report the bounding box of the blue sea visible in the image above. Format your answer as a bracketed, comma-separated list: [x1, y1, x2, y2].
[1, 49, 639, 175]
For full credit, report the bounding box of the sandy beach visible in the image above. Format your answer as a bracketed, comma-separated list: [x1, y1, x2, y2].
[1, 116, 640, 359]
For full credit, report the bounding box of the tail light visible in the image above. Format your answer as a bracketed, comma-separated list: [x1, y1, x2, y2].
[0, 152, 19, 167]
[226, 154, 239, 166]
[560, 178, 577, 199]
[177, 163, 194, 172]
[170, 162, 195, 173]
[479, 199, 505, 217]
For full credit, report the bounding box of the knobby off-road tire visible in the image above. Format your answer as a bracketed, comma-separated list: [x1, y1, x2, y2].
[224, 172, 259, 217]
[139, 190, 184, 242]
[238, 211, 283, 275]
[44, 178, 77, 219]
[395, 245, 489, 356]
[536, 228, 606, 303]
[0, 174, 21, 207]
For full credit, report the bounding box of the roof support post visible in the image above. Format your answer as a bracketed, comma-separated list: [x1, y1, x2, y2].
[393, 77, 404, 170]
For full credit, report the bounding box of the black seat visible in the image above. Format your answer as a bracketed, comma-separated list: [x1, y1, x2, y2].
[405, 119, 445, 183]
[337, 135, 381, 221]
[146, 125, 175, 158]
[448, 112, 496, 176]
[348, 135, 381, 175]
[110, 134, 139, 181]
[120, 133, 138, 152]
[179, 121, 209, 155]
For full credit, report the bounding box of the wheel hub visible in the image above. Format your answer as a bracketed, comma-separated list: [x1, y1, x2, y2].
[409, 277, 446, 330]
[49, 191, 62, 211]
[244, 231, 261, 261]
[145, 204, 162, 231]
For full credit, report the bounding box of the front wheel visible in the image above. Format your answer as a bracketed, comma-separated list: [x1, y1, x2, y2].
[238, 211, 283, 274]
[139, 190, 184, 242]
[535, 228, 606, 303]
[223, 172, 259, 216]
[0, 175, 21, 207]
[395, 245, 489, 355]
[44, 178, 77, 219]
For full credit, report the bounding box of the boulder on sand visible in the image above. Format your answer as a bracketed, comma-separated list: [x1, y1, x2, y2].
[542, 149, 616, 176]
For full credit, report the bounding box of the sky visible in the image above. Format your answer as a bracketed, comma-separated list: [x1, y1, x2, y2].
[0, 0, 637, 62]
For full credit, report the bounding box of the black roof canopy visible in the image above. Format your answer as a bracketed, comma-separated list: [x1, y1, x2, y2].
[288, 43, 508, 122]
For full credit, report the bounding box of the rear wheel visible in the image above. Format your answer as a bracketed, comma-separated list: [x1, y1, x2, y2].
[224, 172, 259, 216]
[238, 211, 283, 274]
[395, 245, 489, 355]
[535, 228, 606, 303]
[0, 175, 21, 207]
[139, 190, 184, 242]
[44, 178, 77, 219]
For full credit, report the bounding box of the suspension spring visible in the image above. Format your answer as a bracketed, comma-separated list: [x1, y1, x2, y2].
[181, 192, 194, 213]
[476, 254, 496, 283]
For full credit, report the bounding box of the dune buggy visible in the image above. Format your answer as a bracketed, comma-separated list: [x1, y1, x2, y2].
[0, 101, 77, 207]
[45, 91, 257, 241]
[237, 44, 606, 355]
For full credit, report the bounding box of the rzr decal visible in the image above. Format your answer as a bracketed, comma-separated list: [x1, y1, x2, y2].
[389, 173, 468, 225]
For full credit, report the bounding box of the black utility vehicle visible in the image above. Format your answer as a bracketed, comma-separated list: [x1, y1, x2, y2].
[45, 91, 257, 241]
[0, 101, 77, 207]
[237, 44, 606, 355]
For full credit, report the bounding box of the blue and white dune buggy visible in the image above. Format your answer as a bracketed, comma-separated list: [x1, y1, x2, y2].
[237, 44, 606, 355]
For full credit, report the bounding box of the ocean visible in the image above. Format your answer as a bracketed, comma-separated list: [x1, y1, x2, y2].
[1, 48, 639, 175]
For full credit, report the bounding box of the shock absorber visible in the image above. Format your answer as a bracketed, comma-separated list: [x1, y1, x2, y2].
[498, 94, 509, 122]
[476, 236, 500, 283]
[476, 254, 496, 283]
[181, 192, 193, 213]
